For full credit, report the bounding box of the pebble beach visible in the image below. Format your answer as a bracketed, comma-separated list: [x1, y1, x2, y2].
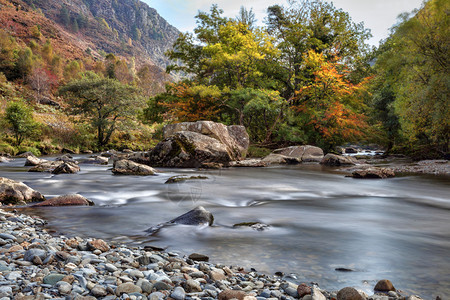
[0, 208, 428, 300]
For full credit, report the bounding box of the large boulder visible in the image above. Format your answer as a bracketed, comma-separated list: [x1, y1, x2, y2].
[112, 159, 157, 175]
[320, 154, 358, 166]
[163, 121, 249, 159]
[261, 154, 300, 165]
[31, 194, 93, 207]
[149, 131, 232, 168]
[79, 156, 109, 165]
[0, 177, 45, 205]
[272, 145, 324, 162]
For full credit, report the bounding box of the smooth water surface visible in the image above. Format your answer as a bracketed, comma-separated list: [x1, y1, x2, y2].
[1, 156, 449, 299]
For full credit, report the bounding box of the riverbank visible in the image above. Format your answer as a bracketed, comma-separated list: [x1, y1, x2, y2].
[0, 208, 427, 300]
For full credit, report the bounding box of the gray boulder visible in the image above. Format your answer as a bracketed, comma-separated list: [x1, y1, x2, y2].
[28, 160, 63, 172]
[112, 159, 157, 175]
[170, 206, 214, 226]
[79, 156, 109, 165]
[261, 154, 301, 165]
[320, 154, 358, 166]
[272, 145, 324, 162]
[351, 167, 395, 179]
[163, 121, 249, 159]
[0, 177, 45, 205]
[25, 155, 43, 166]
[149, 131, 232, 168]
[52, 162, 80, 174]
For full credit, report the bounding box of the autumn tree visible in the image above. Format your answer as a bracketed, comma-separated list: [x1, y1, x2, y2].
[28, 67, 57, 102]
[292, 50, 368, 150]
[59, 73, 144, 147]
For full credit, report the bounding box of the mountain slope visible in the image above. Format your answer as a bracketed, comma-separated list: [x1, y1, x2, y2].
[21, 0, 180, 69]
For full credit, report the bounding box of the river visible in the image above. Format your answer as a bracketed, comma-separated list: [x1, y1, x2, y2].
[1, 155, 449, 299]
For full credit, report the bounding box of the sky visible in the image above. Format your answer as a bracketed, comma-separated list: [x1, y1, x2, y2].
[144, 0, 425, 46]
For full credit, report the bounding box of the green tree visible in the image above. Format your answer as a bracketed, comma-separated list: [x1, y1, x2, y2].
[59, 73, 144, 147]
[372, 0, 449, 153]
[266, 0, 371, 99]
[15, 47, 34, 80]
[5, 101, 38, 146]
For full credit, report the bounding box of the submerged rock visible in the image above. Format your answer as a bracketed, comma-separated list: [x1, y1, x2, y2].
[78, 156, 109, 165]
[146, 206, 214, 234]
[31, 194, 93, 207]
[165, 175, 208, 184]
[170, 206, 214, 226]
[351, 167, 395, 179]
[0, 177, 45, 205]
[112, 159, 157, 175]
[233, 222, 270, 231]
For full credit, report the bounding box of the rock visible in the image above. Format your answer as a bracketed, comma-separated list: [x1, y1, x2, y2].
[261, 153, 300, 165]
[91, 285, 108, 297]
[374, 279, 396, 292]
[24, 155, 43, 166]
[56, 155, 78, 164]
[43, 274, 66, 286]
[272, 145, 324, 162]
[31, 194, 93, 207]
[169, 206, 214, 226]
[171, 286, 186, 300]
[57, 281, 72, 294]
[149, 131, 233, 168]
[233, 222, 270, 231]
[87, 239, 110, 252]
[297, 283, 312, 298]
[149, 292, 165, 300]
[345, 147, 358, 154]
[229, 159, 268, 167]
[79, 156, 109, 165]
[163, 121, 249, 158]
[312, 286, 326, 300]
[112, 159, 157, 175]
[24, 248, 47, 261]
[52, 162, 80, 174]
[188, 253, 209, 262]
[320, 154, 358, 166]
[165, 175, 208, 184]
[0, 177, 45, 205]
[337, 287, 364, 300]
[115, 282, 142, 295]
[351, 167, 395, 179]
[0, 156, 11, 163]
[184, 279, 202, 292]
[218, 290, 247, 300]
[28, 160, 63, 172]
[209, 270, 226, 281]
[153, 281, 172, 291]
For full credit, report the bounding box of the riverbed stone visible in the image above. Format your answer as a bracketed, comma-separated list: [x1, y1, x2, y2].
[351, 167, 395, 179]
[184, 279, 202, 292]
[87, 239, 110, 252]
[218, 290, 247, 300]
[272, 145, 324, 162]
[374, 279, 396, 292]
[312, 286, 326, 300]
[298, 283, 312, 298]
[189, 253, 210, 262]
[171, 286, 186, 300]
[43, 274, 66, 286]
[320, 154, 357, 166]
[337, 287, 364, 300]
[170, 206, 214, 226]
[52, 162, 80, 174]
[116, 282, 142, 295]
[91, 284, 108, 297]
[31, 194, 94, 207]
[112, 159, 157, 175]
[56, 281, 72, 294]
[0, 177, 45, 205]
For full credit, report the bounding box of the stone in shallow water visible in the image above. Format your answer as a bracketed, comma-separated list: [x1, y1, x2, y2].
[337, 287, 363, 300]
[374, 279, 396, 292]
[188, 253, 209, 262]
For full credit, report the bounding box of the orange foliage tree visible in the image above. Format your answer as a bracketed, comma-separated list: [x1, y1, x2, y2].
[162, 82, 222, 122]
[292, 50, 369, 150]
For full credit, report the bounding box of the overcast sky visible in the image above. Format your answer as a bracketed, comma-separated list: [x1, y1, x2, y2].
[144, 0, 425, 46]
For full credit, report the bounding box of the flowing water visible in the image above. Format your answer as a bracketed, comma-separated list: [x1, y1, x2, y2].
[1, 156, 449, 299]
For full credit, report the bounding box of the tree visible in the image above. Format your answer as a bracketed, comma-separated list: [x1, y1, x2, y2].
[0, 29, 18, 79]
[372, 0, 449, 153]
[266, 0, 371, 99]
[59, 73, 144, 147]
[15, 47, 34, 80]
[5, 101, 38, 146]
[29, 67, 57, 102]
[291, 50, 368, 150]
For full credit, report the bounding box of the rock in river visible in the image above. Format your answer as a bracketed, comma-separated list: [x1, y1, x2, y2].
[169, 206, 214, 226]
[112, 159, 157, 175]
[374, 279, 396, 292]
[272, 145, 324, 162]
[31, 194, 93, 207]
[0, 177, 45, 205]
[149, 121, 249, 167]
[351, 167, 395, 179]
[320, 153, 358, 166]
